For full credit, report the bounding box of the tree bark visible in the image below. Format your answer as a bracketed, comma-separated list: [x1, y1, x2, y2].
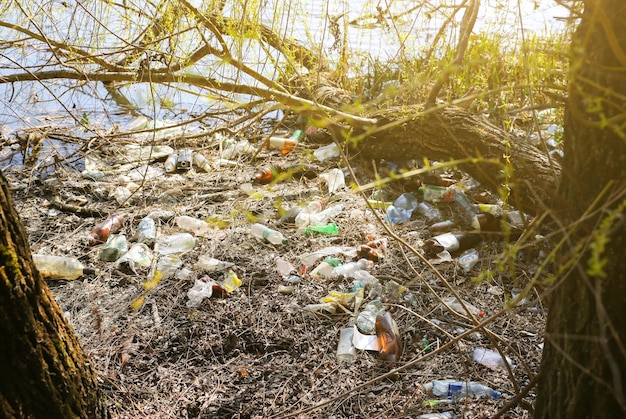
[349, 105, 560, 214]
[535, 0, 626, 417]
[0, 172, 109, 418]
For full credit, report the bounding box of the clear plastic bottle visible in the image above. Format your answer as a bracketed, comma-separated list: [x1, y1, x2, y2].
[32, 254, 96, 280]
[137, 216, 156, 246]
[425, 379, 501, 399]
[332, 259, 374, 278]
[175, 215, 210, 236]
[157, 232, 197, 254]
[99, 234, 128, 262]
[336, 327, 356, 363]
[416, 201, 442, 222]
[251, 223, 287, 245]
[193, 152, 213, 172]
[117, 243, 152, 272]
[164, 152, 178, 172]
[386, 192, 418, 224]
[356, 299, 384, 334]
[154, 254, 182, 281]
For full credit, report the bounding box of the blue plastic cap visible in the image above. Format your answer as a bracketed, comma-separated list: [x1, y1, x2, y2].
[491, 390, 502, 399]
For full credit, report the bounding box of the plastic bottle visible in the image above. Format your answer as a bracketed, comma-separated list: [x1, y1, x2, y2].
[336, 327, 356, 363]
[176, 149, 193, 170]
[386, 193, 418, 224]
[154, 254, 182, 281]
[275, 256, 296, 277]
[137, 216, 156, 246]
[193, 153, 213, 172]
[457, 248, 479, 272]
[423, 232, 481, 257]
[305, 223, 339, 236]
[309, 257, 340, 279]
[320, 168, 345, 193]
[416, 201, 442, 222]
[253, 166, 282, 184]
[197, 255, 234, 272]
[164, 153, 177, 173]
[356, 299, 384, 333]
[376, 312, 403, 364]
[251, 223, 287, 245]
[424, 379, 501, 399]
[268, 137, 299, 155]
[157, 232, 197, 254]
[332, 259, 374, 278]
[313, 143, 340, 161]
[99, 234, 128, 262]
[89, 214, 125, 245]
[117, 243, 152, 272]
[33, 254, 96, 280]
[175, 215, 210, 236]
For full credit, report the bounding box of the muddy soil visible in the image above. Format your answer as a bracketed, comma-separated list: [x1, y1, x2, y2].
[2, 121, 548, 419]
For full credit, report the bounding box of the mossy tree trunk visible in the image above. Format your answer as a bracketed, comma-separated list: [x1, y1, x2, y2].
[349, 105, 560, 214]
[0, 172, 109, 418]
[535, 0, 626, 417]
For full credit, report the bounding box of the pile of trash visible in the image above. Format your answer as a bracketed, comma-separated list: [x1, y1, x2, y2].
[6, 115, 547, 418]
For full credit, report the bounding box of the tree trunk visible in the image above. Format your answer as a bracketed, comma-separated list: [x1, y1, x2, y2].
[349, 105, 560, 214]
[0, 172, 109, 418]
[535, 0, 626, 417]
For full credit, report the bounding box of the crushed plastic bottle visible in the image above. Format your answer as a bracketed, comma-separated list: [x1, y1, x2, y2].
[33, 254, 97, 280]
[415, 201, 442, 223]
[386, 193, 418, 224]
[423, 379, 501, 399]
[157, 233, 197, 255]
[99, 234, 128, 262]
[320, 168, 345, 193]
[332, 259, 374, 278]
[304, 223, 339, 236]
[197, 255, 234, 272]
[154, 254, 183, 281]
[356, 299, 384, 334]
[309, 257, 340, 279]
[472, 347, 515, 371]
[175, 215, 210, 236]
[89, 214, 125, 245]
[295, 201, 344, 230]
[457, 248, 479, 272]
[137, 216, 156, 246]
[251, 223, 287, 245]
[313, 143, 340, 161]
[117, 243, 152, 272]
[164, 152, 178, 173]
[186, 276, 216, 308]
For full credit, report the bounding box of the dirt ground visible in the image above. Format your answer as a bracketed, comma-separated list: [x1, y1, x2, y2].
[3, 119, 549, 418]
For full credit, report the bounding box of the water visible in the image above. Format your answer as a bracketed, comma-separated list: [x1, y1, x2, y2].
[0, 0, 570, 140]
